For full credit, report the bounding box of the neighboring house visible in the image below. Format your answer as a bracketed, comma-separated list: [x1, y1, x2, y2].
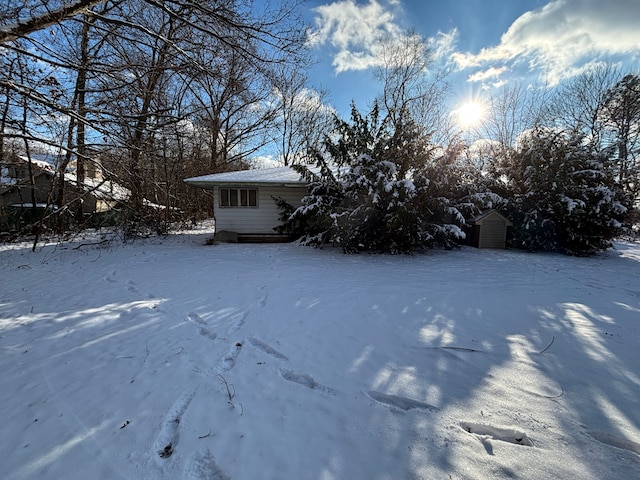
[0, 153, 128, 214]
[1, 153, 60, 181]
[0, 167, 52, 204]
[185, 167, 308, 242]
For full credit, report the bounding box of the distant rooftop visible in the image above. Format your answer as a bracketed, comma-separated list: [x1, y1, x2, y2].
[18, 153, 70, 172]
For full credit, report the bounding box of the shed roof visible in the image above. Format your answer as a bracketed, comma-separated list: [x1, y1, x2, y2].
[473, 209, 513, 226]
[185, 167, 308, 189]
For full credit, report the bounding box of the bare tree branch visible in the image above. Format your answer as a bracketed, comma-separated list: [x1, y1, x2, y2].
[0, 0, 106, 44]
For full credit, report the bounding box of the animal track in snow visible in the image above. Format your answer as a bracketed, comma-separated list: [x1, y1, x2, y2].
[183, 447, 230, 480]
[279, 368, 337, 395]
[366, 391, 438, 412]
[152, 387, 198, 460]
[248, 337, 288, 360]
[590, 431, 640, 455]
[460, 422, 533, 447]
[217, 341, 244, 372]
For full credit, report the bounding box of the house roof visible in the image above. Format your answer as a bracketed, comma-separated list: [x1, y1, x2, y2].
[0, 168, 129, 203]
[184, 167, 308, 189]
[67, 174, 130, 202]
[17, 153, 69, 172]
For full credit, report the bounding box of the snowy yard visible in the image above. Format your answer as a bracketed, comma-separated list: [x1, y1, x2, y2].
[1, 226, 639, 480]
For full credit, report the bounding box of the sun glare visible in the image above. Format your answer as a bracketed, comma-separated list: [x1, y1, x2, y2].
[454, 101, 485, 129]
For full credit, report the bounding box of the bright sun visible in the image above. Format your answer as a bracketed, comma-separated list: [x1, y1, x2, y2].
[454, 101, 485, 129]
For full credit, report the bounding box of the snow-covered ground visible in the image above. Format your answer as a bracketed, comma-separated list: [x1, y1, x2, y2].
[1, 225, 639, 480]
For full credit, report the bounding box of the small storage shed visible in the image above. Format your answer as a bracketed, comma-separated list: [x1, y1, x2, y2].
[470, 210, 512, 249]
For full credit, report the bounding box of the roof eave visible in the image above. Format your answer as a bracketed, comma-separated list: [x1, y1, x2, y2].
[184, 179, 306, 189]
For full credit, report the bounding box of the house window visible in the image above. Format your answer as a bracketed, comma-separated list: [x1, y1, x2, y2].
[220, 188, 257, 208]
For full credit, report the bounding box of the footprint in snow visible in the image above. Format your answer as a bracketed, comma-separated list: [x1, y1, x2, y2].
[217, 341, 243, 372]
[590, 431, 640, 455]
[183, 448, 229, 480]
[187, 313, 218, 341]
[258, 286, 268, 307]
[460, 422, 533, 447]
[225, 310, 248, 336]
[187, 312, 207, 325]
[152, 387, 198, 461]
[366, 391, 438, 412]
[118, 310, 136, 322]
[259, 294, 268, 307]
[279, 368, 337, 395]
[248, 337, 288, 360]
[127, 280, 139, 294]
[199, 328, 218, 341]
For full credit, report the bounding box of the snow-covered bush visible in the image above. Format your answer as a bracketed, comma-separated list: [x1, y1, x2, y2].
[499, 128, 630, 255]
[274, 157, 345, 247]
[276, 103, 487, 254]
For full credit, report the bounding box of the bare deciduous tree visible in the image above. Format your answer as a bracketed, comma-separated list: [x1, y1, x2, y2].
[1, 0, 310, 234]
[602, 73, 640, 194]
[374, 31, 452, 145]
[543, 63, 622, 152]
[271, 66, 333, 166]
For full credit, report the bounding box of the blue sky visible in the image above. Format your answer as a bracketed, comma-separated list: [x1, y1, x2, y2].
[302, 0, 640, 117]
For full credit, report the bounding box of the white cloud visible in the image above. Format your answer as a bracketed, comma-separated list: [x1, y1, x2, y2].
[310, 1, 460, 74]
[308, 0, 404, 73]
[428, 29, 458, 62]
[467, 66, 508, 83]
[455, 0, 640, 85]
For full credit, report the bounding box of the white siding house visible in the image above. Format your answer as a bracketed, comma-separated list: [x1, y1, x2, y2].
[186, 168, 515, 248]
[185, 167, 308, 242]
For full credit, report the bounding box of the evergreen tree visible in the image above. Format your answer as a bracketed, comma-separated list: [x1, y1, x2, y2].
[274, 154, 344, 246]
[277, 103, 481, 253]
[500, 128, 629, 255]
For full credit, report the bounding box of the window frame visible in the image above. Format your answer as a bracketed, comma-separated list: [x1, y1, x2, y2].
[219, 187, 258, 208]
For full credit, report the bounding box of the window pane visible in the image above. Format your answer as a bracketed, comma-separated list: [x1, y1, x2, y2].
[220, 188, 257, 207]
[220, 188, 229, 207]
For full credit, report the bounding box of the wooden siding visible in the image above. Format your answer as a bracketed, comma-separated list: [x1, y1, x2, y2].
[472, 210, 512, 249]
[214, 186, 307, 234]
[478, 218, 508, 248]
